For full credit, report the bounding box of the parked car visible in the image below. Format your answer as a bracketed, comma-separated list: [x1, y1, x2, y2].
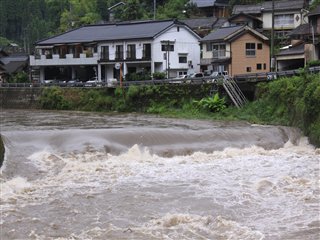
[84, 77, 103, 87]
[189, 72, 204, 78]
[67, 79, 82, 87]
[43, 79, 57, 85]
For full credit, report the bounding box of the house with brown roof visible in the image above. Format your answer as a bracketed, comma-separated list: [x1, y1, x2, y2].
[276, 5, 320, 70]
[232, 0, 307, 45]
[200, 25, 270, 77]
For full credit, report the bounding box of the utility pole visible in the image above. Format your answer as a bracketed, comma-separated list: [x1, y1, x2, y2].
[271, 0, 275, 71]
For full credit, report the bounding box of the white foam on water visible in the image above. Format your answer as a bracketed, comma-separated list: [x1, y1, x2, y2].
[0, 176, 32, 201]
[1, 140, 319, 239]
[64, 214, 265, 240]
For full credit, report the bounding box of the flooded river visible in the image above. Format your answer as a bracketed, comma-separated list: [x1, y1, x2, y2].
[0, 110, 319, 240]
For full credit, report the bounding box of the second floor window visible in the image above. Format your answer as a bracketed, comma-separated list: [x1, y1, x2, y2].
[161, 44, 174, 51]
[179, 54, 187, 63]
[116, 45, 123, 60]
[213, 44, 226, 58]
[101, 46, 109, 60]
[143, 44, 151, 59]
[246, 43, 256, 56]
[275, 14, 294, 28]
[127, 44, 136, 59]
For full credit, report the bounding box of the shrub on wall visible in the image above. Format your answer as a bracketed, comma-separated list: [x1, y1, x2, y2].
[40, 87, 71, 110]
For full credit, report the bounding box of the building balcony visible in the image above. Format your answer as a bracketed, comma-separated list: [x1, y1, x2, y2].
[30, 53, 99, 66]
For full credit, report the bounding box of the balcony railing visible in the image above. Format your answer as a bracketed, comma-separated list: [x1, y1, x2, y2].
[30, 53, 99, 66]
[213, 50, 226, 59]
[100, 52, 109, 61]
[142, 50, 151, 60]
[126, 50, 136, 60]
[115, 51, 124, 60]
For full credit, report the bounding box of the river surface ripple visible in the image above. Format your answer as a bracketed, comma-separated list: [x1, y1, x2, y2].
[0, 109, 319, 240]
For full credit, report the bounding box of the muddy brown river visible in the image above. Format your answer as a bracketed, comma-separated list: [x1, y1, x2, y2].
[0, 109, 319, 239]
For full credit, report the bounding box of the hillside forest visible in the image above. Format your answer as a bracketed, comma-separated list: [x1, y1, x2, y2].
[1, 0, 319, 52]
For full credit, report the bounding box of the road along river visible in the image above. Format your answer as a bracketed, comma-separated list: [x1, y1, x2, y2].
[0, 110, 319, 240]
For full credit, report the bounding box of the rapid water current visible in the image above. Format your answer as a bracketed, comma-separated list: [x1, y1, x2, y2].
[0, 110, 319, 240]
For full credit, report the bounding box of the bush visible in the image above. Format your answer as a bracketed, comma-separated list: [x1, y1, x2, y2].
[40, 87, 71, 110]
[152, 72, 166, 79]
[9, 71, 29, 83]
[194, 93, 226, 113]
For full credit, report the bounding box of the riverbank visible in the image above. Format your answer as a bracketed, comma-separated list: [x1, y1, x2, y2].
[38, 71, 319, 147]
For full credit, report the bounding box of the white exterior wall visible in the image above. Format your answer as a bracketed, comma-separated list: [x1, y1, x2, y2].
[30, 53, 98, 66]
[30, 23, 201, 81]
[98, 40, 152, 61]
[262, 12, 303, 30]
[152, 26, 200, 74]
[202, 43, 212, 59]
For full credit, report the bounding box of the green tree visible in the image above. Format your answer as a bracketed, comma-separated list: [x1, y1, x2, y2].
[59, 0, 101, 32]
[121, 0, 144, 21]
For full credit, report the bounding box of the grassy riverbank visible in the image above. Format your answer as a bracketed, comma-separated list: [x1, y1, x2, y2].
[39, 71, 320, 147]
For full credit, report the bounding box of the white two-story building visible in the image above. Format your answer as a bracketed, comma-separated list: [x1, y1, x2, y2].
[29, 19, 201, 83]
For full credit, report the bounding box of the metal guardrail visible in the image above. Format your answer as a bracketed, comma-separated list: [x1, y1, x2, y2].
[234, 66, 320, 82]
[1, 66, 319, 89]
[0, 77, 217, 89]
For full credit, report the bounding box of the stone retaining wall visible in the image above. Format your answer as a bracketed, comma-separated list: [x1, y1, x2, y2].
[0, 88, 43, 109]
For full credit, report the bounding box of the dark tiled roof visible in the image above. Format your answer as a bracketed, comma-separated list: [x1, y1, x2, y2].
[213, 18, 228, 29]
[232, 5, 262, 15]
[0, 54, 28, 74]
[289, 24, 311, 36]
[181, 17, 218, 29]
[262, 0, 305, 12]
[201, 25, 243, 41]
[181, 17, 227, 30]
[3, 61, 27, 74]
[36, 20, 186, 45]
[277, 43, 305, 56]
[228, 13, 262, 22]
[233, 0, 305, 15]
[189, 0, 229, 8]
[308, 5, 320, 17]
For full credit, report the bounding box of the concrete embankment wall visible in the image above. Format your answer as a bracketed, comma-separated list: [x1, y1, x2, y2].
[0, 88, 43, 109]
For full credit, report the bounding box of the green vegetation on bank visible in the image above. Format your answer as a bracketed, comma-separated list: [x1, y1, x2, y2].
[39, 72, 320, 147]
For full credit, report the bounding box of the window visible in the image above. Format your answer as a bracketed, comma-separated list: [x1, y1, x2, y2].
[126, 44, 136, 59]
[101, 46, 109, 60]
[143, 44, 151, 59]
[115, 45, 123, 60]
[213, 44, 226, 58]
[263, 63, 266, 70]
[275, 14, 294, 28]
[246, 67, 252, 72]
[246, 43, 255, 56]
[206, 43, 212, 51]
[257, 43, 262, 50]
[178, 71, 187, 76]
[179, 55, 187, 63]
[161, 44, 174, 51]
[257, 63, 262, 70]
